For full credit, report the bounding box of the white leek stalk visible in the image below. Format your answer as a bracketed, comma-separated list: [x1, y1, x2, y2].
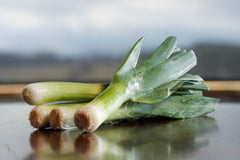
[22, 82, 107, 105]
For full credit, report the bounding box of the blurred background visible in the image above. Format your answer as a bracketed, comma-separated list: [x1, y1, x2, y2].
[0, 0, 239, 84]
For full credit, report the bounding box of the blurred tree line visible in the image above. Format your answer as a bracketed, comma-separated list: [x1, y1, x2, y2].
[0, 43, 239, 83]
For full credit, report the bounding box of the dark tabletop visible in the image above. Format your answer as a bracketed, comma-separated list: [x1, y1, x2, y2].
[0, 101, 240, 160]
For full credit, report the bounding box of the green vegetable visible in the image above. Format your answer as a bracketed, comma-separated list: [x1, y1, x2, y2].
[48, 95, 218, 130]
[73, 36, 197, 132]
[28, 75, 209, 129]
[23, 74, 207, 105]
[29, 104, 58, 129]
[24, 36, 219, 132]
[22, 82, 108, 105]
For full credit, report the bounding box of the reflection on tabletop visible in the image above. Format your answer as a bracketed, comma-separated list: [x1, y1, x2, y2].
[26, 117, 218, 160]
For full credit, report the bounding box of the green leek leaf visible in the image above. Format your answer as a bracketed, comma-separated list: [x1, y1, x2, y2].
[136, 36, 178, 72]
[138, 50, 197, 89]
[113, 37, 144, 82]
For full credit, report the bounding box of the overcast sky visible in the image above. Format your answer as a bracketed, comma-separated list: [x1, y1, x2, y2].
[0, 0, 239, 57]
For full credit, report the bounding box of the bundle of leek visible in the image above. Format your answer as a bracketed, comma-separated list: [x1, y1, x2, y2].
[23, 36, 219, 131]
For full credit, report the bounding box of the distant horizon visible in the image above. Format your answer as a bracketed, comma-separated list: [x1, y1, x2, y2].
[0, 41, 239, 83]
[0, 41, 239, 59]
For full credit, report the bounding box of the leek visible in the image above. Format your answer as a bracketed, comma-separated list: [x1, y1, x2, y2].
[29, 105, 57, 129]
[22, 82, 108, 105]
[74, 36, 197, 132]
[48, 95, 218, 130]
[29, 75, 209, 129]
[24, 36, 218, 132]
[23, 74, 207, 105]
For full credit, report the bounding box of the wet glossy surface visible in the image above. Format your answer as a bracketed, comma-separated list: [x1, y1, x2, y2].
[0, 102, 240, 160]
